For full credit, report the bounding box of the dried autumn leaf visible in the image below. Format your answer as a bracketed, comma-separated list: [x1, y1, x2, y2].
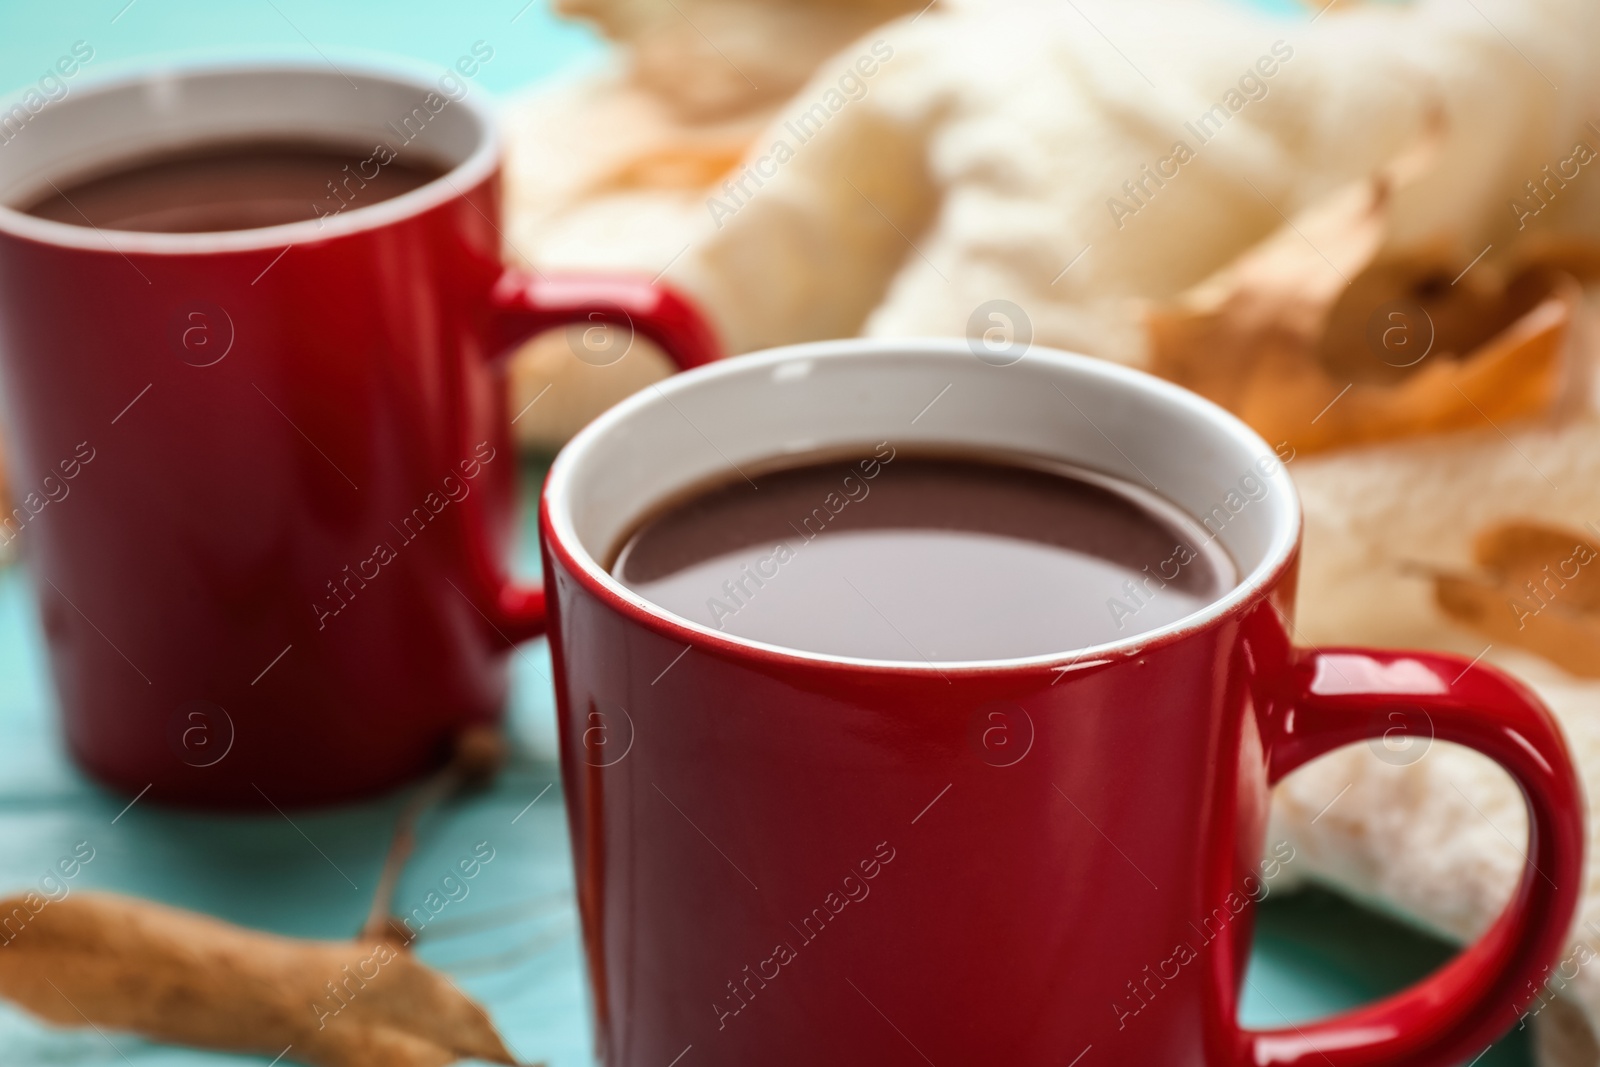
[1147, 113, 1588, 455]
[1433, 520, 1600, 677]
[0, 892, 523, 1067]
[0, 727, 516, 1065]
[600, 140, 753, 192]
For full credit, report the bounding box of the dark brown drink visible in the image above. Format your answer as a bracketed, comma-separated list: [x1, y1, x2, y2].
[21, 139, 447, 233]
[611, 446, 1238, 661]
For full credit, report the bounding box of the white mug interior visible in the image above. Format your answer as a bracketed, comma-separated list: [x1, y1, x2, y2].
[545, 338, 1302, 671]
[0, 61, 497, 253]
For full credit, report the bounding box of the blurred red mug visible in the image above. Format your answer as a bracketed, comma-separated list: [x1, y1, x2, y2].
[539, 340, 1583, 1067]
[0, 61, 719, 807]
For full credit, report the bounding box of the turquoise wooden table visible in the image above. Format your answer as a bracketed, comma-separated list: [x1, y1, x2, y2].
[0, 3, 1529, 1064]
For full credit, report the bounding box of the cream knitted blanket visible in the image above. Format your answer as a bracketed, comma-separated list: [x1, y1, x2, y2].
[500, 0, 1600, 1061]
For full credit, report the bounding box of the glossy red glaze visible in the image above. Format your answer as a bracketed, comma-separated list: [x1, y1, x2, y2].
[0, 162, 719, 809]
[540, 475, 1583, 1066]
[1248, 648, 1584, 1067]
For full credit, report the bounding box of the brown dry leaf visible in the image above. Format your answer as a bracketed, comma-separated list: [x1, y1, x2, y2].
[1434, 520, 1600, 677]
[1147, 113, 1589, 456]
[0, 891, 523, 1067]
[0, 728, 521, 1066]
[599, 141, 753, 192]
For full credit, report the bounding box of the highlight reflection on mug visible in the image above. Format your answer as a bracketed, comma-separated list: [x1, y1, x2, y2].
[970, 700, 1034, 767]
[582, 702, 635, 768]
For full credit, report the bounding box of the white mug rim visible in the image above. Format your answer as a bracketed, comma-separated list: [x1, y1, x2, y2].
[542, 338, 1303, 675]
[0, 56, 499, 255]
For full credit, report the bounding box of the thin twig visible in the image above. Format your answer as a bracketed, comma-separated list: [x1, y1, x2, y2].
[359, 726, 506, 944]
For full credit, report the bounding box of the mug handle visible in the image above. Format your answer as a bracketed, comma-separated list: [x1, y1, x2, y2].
[1240, 647, 1584, 1067]
[471, 268, 723, 642]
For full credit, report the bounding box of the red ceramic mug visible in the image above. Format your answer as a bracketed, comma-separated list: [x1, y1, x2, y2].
[0, 61, 719, 807]
[538, 340, 1583, 1067]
